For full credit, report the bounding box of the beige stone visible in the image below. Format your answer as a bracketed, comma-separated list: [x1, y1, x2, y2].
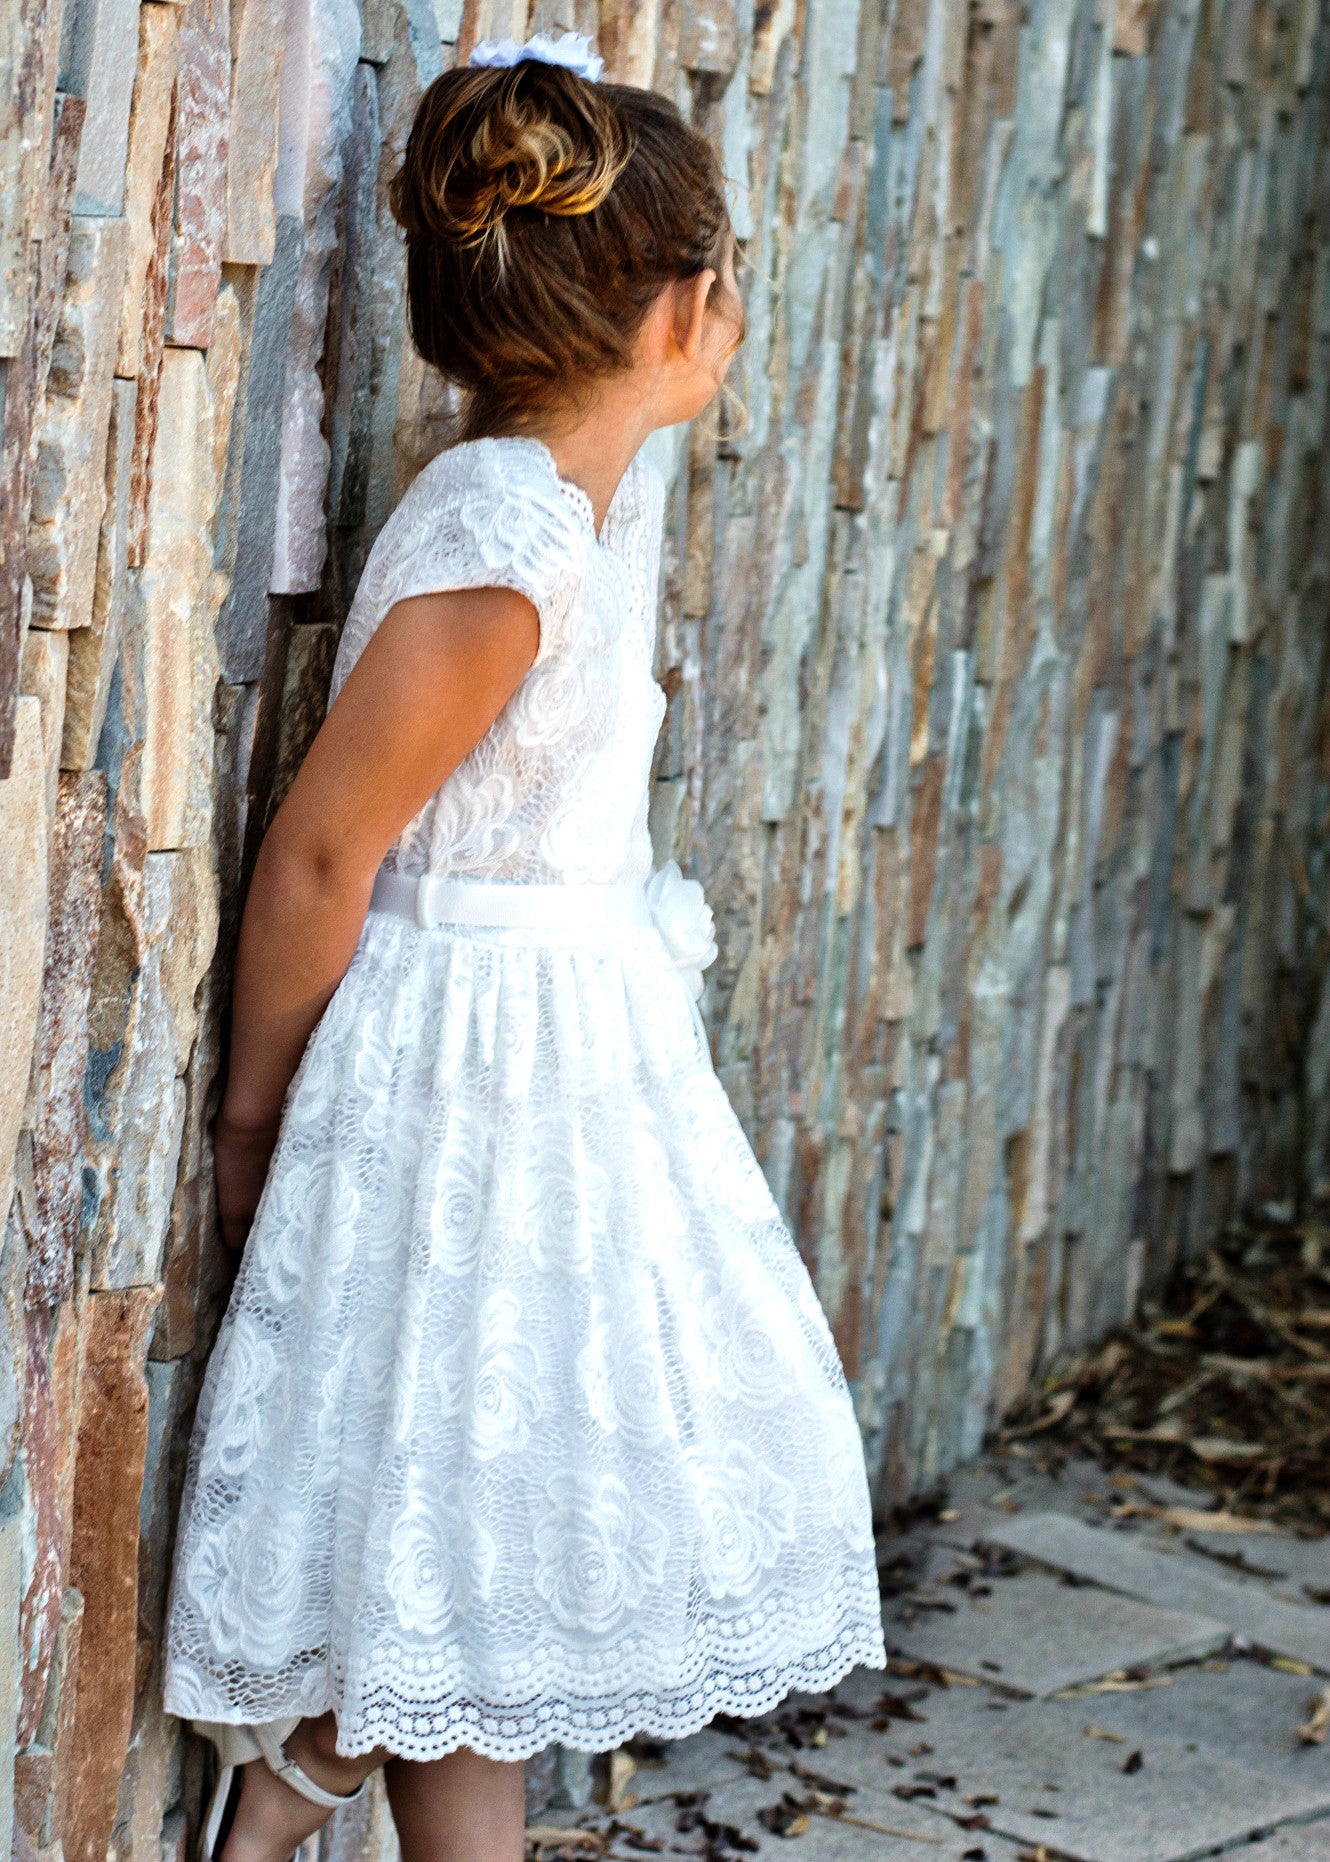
[18, 630, 66, 823]
[224, 0, 290, 264]
[204, 278, 244, 505]
[28, 217, 128, 634]
[0, 701, 49, 1224]
[134, 347, 220, 853]
[87, 845, 218, 1290]
[0, 1511, 23, 1862]
[116, 5, 181, 380]
[62, 378, 137, 771]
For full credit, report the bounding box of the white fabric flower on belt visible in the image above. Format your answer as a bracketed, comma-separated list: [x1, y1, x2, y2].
[645, 861, 718, 1002]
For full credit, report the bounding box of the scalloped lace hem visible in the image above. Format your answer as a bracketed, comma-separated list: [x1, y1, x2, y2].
[170, 1628, 889, 1763]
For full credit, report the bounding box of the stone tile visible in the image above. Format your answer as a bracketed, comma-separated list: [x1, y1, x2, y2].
[885, 1566, 1228, 1697]
[1127, 1525, 1330, 1609]
[166, 0, 230, 346]
[863, 1681, 1330, 1862]
[0, 0, 62, 355]
[0, 96, 82, 773]
[27, 216, 127, 633]
[0, 1214, 23, 1491]
[115, 2, 181, 380]
[87, 847, 217, 1290]
[61, 376, 136, 771]
[64, 1288, 160, 1862]
[18, 627, 67, 819]
[18, 1586, 82, 1848]
[0, 700, 50, 1224]
[0, 1507, 24, 1862]
[27, 773, 108, 1305]
[133, 346, 221, 851]
[216, 213, 303, 680]
[225, 0, 291, 264]
[64, 0, 141, 215]
[269, 0, 361, 596]
[986, 1514, 1330, 1675]
[125, 79, 176, 569]
[16, 1307, 64, 1750]
[1064, 1655, 1330, 1786]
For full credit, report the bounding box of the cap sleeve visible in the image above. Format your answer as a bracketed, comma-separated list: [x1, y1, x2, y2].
[330, 438, 588, 703]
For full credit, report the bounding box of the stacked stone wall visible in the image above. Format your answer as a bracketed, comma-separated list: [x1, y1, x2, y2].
[0, 0, 1327, 1850]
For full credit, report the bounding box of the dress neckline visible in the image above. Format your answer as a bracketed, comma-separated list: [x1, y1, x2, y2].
[507, 435, 637, 546]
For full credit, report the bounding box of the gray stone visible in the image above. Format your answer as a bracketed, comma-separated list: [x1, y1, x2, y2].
[1062, 1655, 1330, 1786]
[885, 1567, 1228, 1697]
[215, 213, 303, 681]
[268, 0, 360, 593]
[28, 215, 128, 633]
[986, 1514, 1330, 1675]
[62, 376, 136, 770]
[62, 0, 141, 214]
[1130, 1526, 1330, 1609]
[862, 1681, 1330, 1862]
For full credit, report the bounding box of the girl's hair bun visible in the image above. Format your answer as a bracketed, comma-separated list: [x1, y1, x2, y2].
[391, 61, 734, 441]
[390, 61, 633, 249]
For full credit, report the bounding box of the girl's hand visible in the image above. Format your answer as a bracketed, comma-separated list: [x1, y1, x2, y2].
[214, 1111, 282, 1251]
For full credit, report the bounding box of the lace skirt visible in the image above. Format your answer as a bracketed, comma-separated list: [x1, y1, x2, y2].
[161, 910, 887, 1761]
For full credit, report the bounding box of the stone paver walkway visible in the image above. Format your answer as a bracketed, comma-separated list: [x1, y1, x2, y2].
[538, 1454, 1330, 1862]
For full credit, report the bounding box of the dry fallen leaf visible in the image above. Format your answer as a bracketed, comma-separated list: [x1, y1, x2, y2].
[525, 1827, 608, 1855]
[1083, 1723, 1127, 1742]
[1298, 1686, 1330, 1745]
[1113, 1500, 1279, 1535]
[1271, 1656, 1314, 1677]
[1054, 1671, 1174, 1698]
[605, 1749, 638, 1812]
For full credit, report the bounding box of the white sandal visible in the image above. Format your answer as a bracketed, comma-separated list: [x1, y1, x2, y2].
[195, 1718, 368, 1862]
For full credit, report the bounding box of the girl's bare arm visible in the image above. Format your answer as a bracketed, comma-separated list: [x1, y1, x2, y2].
[215, 586, 540, 1248]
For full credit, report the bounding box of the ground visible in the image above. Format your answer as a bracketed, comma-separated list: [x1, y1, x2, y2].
[532, 1452, 1330, 1862]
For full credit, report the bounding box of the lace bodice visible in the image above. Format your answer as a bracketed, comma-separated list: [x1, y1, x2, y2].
[329, 436, 667, 885]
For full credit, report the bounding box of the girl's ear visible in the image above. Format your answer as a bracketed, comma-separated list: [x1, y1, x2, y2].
[673, 269, 717, 362]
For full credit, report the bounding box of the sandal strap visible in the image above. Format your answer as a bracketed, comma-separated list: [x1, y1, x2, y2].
[251, 1726, 367, 1811]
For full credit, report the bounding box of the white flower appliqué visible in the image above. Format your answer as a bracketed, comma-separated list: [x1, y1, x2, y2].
[645, 861, 718, 1002]
[468, 31, 605, 82]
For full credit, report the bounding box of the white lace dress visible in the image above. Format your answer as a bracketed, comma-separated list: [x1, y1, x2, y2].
[163, 435, 887, 1762]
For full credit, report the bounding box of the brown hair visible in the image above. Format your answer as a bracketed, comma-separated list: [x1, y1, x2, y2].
[389, 61, 733, 440]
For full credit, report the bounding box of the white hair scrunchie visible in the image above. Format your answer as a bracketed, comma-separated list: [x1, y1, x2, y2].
[467, 30, 605, 82]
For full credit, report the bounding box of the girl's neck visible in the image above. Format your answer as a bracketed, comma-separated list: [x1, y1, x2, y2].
[528, 379, 660, 536]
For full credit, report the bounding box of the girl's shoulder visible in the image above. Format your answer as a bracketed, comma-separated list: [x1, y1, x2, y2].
[391, 435, 590, 567]
[330, 439, 592, 701]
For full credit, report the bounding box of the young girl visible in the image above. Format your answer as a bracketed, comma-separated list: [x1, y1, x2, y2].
[163, 35, 886, 1862]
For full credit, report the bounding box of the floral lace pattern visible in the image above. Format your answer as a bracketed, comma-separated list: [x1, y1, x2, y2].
[162, 439, 887, 1761]
[328, 436, 666, 886]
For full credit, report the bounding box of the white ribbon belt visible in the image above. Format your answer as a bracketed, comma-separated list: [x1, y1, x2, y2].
[369, 869, 653, 934]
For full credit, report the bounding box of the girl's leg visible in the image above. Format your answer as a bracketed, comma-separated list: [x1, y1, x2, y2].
[384, 1748, 526, 1862]
[219, 1713, 389, 1862]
